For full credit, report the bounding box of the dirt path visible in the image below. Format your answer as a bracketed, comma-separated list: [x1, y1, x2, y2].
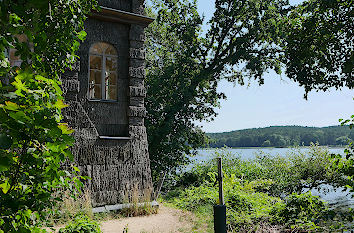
[100, 204, 196, 233]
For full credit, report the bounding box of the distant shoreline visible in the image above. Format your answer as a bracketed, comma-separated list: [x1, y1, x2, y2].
[199, 145, 346, 150]
[206, 125, 352, 148]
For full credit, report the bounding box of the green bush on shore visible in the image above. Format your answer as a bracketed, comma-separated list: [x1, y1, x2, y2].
[164, 146, 352, 232]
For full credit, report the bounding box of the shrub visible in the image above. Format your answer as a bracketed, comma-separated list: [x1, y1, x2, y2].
[271, 192, 333, 231]
[0, 0, 97, 232]
[165, 146, 352, 232]
[58, 215, 101, 233]
[168, 172, 282, 231]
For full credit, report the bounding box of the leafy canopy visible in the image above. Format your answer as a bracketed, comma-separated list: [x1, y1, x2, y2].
[283, 0, 353, 95]
[0, 0, 97, 232]
[146, 0, 353, 180]
[146, 0, 289, 179]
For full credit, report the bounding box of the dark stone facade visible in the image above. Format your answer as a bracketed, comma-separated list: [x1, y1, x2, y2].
[61, 0, 153, 207]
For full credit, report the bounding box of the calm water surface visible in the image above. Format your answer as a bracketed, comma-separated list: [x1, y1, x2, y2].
[191, 147, 353, 208]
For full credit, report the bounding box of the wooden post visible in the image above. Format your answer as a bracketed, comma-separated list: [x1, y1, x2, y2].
[154, 170, 167, 200]
[214, 157, 227, 233]
[217, 157, 224, 205]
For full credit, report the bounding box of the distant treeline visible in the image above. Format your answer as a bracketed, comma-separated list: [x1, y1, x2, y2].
[207, 126, 353, 148]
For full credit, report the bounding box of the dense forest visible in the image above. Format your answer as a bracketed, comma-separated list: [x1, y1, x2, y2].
[207, 125, 353, 148]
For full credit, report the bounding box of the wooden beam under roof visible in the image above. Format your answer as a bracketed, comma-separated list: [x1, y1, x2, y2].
[90, 6, 154, 26]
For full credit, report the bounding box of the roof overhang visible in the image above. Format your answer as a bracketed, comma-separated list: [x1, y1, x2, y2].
[90, 6, 154, 27]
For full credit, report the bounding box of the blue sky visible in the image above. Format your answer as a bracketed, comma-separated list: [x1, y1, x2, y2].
[194, 0, 354, 133]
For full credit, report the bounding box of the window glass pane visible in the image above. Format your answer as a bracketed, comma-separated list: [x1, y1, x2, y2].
[89, 84, 102, 99]
[90, 55, 102, 69]
[105, 45, 117, 55]
[101, 43, 109, 53]
[90, 43, 103, 54]
[105, 72, 117, 86]
[89, 70, 102, 85]
[88, 42, 118, 101]
[105, 85, 117, 100]
[106, 57, 117, 71]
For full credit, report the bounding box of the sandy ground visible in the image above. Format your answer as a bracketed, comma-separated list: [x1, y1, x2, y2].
[100, 204, 195, 233]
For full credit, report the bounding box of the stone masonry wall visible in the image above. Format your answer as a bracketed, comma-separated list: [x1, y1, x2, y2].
[61, 0, 153, 207]
[99, 0, 145, 15]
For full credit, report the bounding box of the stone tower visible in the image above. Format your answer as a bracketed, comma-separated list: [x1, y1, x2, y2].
[61, 0, 154, 207]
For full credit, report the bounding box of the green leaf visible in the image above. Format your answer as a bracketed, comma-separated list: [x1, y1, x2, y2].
[0, 180, 11, 194]
[58, 123, 74, 135]
[72, 166, 80, 172]
[0, 134, 13, 150]
[54, 100, 69, 110]
[0, 154, 12, 172]
[4, 101, 19, 111]
[9, 111, 30, 124]
[77, 30, 87, 41]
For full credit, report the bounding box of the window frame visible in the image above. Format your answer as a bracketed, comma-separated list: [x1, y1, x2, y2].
[88, 42, 118, 102]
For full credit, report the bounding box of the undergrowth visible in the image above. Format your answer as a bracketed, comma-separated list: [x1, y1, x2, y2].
[163, 146, 353, 232]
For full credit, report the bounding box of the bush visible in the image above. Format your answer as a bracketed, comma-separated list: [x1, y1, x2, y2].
[0, 0, 96, 232]
[271, 192, 333, 231]
[58, 215, 101, 233]
[165, 146, 352, 232]
[168, 172, 282, 231]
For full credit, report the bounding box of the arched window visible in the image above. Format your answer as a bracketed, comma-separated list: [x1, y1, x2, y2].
[89, 42, 118, 101]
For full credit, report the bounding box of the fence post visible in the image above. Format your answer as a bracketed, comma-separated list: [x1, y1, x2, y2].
[214, 157, 227, 233]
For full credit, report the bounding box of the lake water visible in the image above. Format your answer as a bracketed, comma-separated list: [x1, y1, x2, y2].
[191, 147, 353, 209]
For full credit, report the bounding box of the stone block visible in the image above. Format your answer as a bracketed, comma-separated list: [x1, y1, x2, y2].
[129, 66, 145, 79]
[130, 40, 144, 49]
[128, 106, 146, 117]
[129, 117, 144, 126]
[130, 78, 144, 86]
[129, 86, 146, 97]
[132, 0, 145, 14]
[130, 25, 145, 41]
[62, 79, 80, 93]
[130, 48, 145, 59]
[129, 96, 144, 107]
[130, 59, 145, 68]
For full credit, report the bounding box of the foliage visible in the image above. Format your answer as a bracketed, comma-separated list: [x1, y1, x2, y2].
[58, 215, 101, 233]
[167, 172, 282, 232]
[146, 0, 353, 180]
[332, 115, 354, 194]
[170, 146, 352, 197]
[282, 0, 353, 96]
[0, 0, 96, 232]
[46, 191, 93, 226]
[208, 125, 353, 148]
[271, 192, 334, 231]
[253, 146, 352, 196]
[145, 0, 289, 180]
[166, 147, 352, 232]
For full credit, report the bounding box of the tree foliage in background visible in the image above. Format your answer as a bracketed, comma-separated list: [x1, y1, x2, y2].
[145, 0, 289, 179]
[146, 0, 353, 180]
[0, 0, 96, 232]
[332, 115, 354, 195]
[283, 0, 353, 95]
[207, 125, 353, 148]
